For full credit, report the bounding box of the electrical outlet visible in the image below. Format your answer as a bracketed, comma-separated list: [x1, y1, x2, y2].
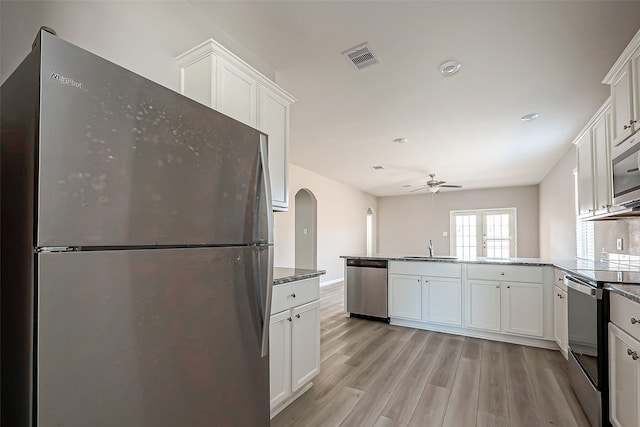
[616, 238, 623, 251]
[442, 231, 448, 237]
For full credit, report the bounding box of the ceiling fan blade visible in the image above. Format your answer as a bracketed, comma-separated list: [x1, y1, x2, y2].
[439, 184, 462, 188]
[409, 186, 428, 193]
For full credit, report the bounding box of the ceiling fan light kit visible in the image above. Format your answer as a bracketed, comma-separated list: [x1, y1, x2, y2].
[409, 173, 463, 193]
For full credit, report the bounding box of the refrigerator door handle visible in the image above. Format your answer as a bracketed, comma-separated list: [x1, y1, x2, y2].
[259, 134, 274, 244]
[260, 245, 274, 357]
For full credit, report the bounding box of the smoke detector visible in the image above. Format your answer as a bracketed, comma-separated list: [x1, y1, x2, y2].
[342, 42, 380, 70]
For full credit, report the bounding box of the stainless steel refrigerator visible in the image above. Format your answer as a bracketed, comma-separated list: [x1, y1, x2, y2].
[2, 28, 274, 426]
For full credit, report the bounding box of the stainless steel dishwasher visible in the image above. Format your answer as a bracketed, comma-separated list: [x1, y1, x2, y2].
[346, 258, 389, 322]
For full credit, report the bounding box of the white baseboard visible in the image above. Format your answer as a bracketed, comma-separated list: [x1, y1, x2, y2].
[390, 318, 559, 350]
[320, 277, 343, 287]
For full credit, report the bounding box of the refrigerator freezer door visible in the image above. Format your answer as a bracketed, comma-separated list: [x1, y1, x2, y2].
[37, 247, 269, 427]
[36, 32, 269, 247]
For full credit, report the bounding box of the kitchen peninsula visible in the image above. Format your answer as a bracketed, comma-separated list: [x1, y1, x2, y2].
[341, 255, 640, 351]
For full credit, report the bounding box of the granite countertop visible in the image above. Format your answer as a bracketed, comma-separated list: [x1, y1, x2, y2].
[342, 254, 640, 302]
[273, 267, 326, 285]
[606, 284, 640, 304]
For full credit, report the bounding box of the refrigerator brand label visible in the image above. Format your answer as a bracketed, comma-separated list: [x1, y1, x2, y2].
[49, 71, 83, 89]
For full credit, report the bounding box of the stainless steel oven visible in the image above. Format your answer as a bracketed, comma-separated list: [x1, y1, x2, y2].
[612, 131, 640, 208]
[565, 274, 610, 427]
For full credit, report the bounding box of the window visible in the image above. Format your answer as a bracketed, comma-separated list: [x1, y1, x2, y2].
[366, 208, 375, 256]
[574, 168, 595, 259]
[450, 208, 517, 258]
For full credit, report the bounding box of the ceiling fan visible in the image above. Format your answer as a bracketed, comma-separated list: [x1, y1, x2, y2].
[410, 174, 463, 193]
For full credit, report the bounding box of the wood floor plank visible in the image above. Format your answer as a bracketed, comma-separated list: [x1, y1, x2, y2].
[304, 386, 364, 427]
[442, 358, 481, 427]
[427, 335, 464, 389]
[476, 411, 510, 427]
[380, 332, 444, 424]
[373, 415, 407, 427]
[503, 344, 542, 427]
[407, 384, 451, 427]
[477, 340, 509, 420]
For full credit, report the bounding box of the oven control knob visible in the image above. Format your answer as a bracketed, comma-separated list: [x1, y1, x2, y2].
[631, 318, 638, 325]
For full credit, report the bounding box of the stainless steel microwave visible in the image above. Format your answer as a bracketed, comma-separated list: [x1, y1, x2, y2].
[612, 132, 640, 208]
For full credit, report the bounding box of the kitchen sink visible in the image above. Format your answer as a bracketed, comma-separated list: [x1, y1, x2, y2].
[403, 256, 459, 260]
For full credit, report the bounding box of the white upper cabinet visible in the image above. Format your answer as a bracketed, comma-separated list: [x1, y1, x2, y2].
[176, 39, 295, 211]
[215, 57, 257, 126]
[575, 100, 616, 218]
[603, 29, 640, 147]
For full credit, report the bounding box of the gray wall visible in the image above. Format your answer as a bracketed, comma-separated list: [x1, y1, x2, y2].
[378, 185, 539, 257]
[539, 146, 577, 259]
[595, 218, 640, 255]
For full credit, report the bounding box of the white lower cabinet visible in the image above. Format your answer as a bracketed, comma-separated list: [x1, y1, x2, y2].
[609, 323, 640, 427]
[502, 281, 544, 337]
[553, 285, 568, 357]
[609, 292, 640, 427]
[269, 278, 320, 417]
[388, 274, 422, 320]
[465, 268, 544, 338]
[388, 270, 461, 326]
[423, 277, 462, 326]
[269, 310, 291, 409]
[467, 279, 501, 332]
[291, 300, 321, 392]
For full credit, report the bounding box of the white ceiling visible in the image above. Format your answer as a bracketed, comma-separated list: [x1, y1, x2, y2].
[188, 1, 640, 197]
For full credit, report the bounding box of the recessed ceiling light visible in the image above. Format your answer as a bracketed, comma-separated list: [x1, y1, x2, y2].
[521, 113, 540, 122]
[372, 165, 384, 170]
[393, 138, 408, 144]
[440, 60, 461, 76]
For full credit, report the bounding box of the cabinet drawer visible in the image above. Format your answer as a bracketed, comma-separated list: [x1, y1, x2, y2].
[466, 264, 543, 283]
[554, 269, 567, 291]
[271, 277, 319, 314]
[388, 261, 461, 278]
[611, 292, 640, 342]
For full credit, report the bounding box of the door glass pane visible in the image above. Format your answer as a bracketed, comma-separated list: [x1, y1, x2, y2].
[454, 214, 477, 259]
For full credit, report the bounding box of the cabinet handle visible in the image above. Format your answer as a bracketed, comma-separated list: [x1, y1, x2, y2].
[507, 285, 511, 289]
[557, 293, 561, 297]
[287, 317, 292, 322]
[631, 317, 638, 325]
[559, 295, 564, 299]
[290, 293, 296, 298]
[631, 119, 638, 125]
[624, 124, 631, 130]
[627, 348, 639, 360]
[558, 277, 563, 282]
[296, 314, 301, 319]
[500, 272, 505, 276]
[496, 285, 500, 288]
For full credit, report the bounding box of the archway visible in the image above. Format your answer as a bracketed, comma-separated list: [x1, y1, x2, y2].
[295, 189, 317, 270]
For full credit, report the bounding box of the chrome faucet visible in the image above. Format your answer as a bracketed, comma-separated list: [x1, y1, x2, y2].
[428, 239, 433, 257]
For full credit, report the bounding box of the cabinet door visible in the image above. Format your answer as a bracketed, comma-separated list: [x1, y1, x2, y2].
[631, 46, 640, 134]
[388, 274, 422, 320]
[269, 310, 292, 410]
[423, 277, 462, 326]
[609, 323, 640, 427]
[258, 87, 289, 210]
[576, 132, 595, 217]
[592, 112, 612, 214]
[467, 280, 501, 332]
[502, 282, 544, 337]
[553, 286, 568, 356]
[216, 57, 257, 126]
[611, 63, 634, 146]
[291, 300, 320, 393]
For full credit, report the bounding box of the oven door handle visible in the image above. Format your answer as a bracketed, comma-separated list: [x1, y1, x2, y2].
[564, 275, 600, 298]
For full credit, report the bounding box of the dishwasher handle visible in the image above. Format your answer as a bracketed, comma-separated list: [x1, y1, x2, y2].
[346, 259, 388, 268]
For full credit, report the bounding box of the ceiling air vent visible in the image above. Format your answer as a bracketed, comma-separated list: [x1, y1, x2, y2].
[342, 42, 380, 70]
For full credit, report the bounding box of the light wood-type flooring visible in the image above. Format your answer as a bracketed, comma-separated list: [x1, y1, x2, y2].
[271, 282, 590, 427]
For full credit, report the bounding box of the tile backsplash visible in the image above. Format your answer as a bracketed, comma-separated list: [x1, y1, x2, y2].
[595, 217, 640, 256]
